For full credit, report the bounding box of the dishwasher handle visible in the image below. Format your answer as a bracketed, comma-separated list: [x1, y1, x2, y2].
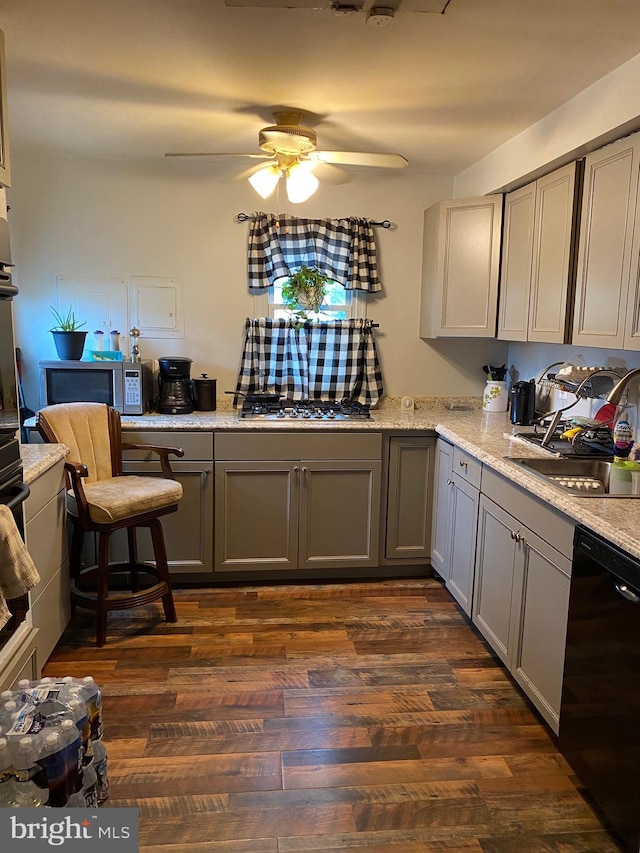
[613, 579, 640, 603]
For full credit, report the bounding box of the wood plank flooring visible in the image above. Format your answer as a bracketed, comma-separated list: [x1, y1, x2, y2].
[42, 578, 623, 852]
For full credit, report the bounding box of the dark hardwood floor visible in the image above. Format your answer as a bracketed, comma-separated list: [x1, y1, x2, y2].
[43, 578, 622, 852]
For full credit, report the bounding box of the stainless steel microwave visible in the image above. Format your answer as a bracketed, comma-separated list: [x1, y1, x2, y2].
[39, 360, 153, 415]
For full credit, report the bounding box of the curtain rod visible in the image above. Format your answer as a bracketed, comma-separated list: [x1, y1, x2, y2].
[246, 318, 379, 328]
[235, 212, 392, 229]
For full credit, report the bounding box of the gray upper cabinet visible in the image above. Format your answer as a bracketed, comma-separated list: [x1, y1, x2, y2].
[420, 195, 503, 338]
[572, 132, 640, 349]
[498, 162, 579, 344]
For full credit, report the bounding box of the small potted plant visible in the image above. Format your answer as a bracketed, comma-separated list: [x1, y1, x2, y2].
[50, 306, 87, 360]
[281, 266, 330, 321]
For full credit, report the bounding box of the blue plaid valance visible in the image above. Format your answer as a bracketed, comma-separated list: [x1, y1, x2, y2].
[247, 212, 382, 293]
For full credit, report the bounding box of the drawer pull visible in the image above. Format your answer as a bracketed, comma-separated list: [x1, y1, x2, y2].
[459, 459, 467, 468]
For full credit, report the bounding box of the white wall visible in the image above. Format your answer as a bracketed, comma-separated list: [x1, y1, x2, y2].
[8, 151, 509, 410]
[455, 51, 640, 197]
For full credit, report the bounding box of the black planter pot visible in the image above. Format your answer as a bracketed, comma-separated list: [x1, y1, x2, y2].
[51, 330, 87, 360]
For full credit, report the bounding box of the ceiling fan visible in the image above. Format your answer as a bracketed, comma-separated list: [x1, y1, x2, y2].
[165, 110, 408, 202]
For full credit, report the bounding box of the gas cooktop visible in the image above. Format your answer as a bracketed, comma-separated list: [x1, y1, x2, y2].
[239, 397, 371, 420]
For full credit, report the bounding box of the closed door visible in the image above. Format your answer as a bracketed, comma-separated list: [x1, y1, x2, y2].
[498, 182, 536, 341]
[431, 439, 453, 579]
[299, 460, 381, 569]
[446, 474, 479, 616]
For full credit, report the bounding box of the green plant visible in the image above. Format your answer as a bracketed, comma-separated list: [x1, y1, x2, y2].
[50, 305, 86, 332]
[281, 266, 330, 321]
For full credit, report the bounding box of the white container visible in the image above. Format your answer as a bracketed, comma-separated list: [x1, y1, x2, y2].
[483, 380, 508, 412]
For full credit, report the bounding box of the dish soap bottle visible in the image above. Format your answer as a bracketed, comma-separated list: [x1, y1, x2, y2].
[610, 419, 637, 495]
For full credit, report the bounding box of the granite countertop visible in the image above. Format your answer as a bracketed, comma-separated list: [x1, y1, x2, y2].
[22, 401, 640, 561]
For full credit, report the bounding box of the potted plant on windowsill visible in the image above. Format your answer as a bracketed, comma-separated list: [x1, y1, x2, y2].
[50, 306, 87, 360]
[281, 266, 330, 322]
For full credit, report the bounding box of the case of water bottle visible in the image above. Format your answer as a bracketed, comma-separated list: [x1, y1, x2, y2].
[0, 676, 108, 808]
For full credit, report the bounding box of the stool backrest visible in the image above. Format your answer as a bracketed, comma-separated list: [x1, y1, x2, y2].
[37, 403, 121, 483]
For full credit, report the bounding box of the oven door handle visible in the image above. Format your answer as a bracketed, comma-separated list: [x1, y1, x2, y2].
[613, 580, 640, 603]
[3, 481, 30, 511]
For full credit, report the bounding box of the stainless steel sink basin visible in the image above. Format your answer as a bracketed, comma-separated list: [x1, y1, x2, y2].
[505, 457, 640, 498]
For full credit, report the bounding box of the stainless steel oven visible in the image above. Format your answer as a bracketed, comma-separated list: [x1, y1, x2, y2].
[0, 280, 30, 654]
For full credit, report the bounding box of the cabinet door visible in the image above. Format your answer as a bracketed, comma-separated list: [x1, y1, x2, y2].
[446, 474, 479, 616]
[498, 182, 536, 342]
[528, 162, 578, 344]
[118, 461, 214, 578]
[511, 527, 571, 735]
[473, 496, 520, 667]
[214, 460, 298, 572]
[573, 133, 640, 348]
[385, 436, 435, 560]
[420, 195, 503, 338]
[431, 438, 453, 580]
[299, 460, 381, 569]
[0, 31, 10, 188]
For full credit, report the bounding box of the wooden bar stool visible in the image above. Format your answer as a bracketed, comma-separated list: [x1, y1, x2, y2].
[37, 402, 184, 646]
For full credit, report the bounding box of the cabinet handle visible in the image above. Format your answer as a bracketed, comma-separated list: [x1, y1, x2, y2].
[446, 478, 453, 486]
[301, 466, 308, 474]
[510, 529, 523, 542]
[204, 468, 211, 476]
[293, 466, 299, 473]
[459, 460, 467, 468]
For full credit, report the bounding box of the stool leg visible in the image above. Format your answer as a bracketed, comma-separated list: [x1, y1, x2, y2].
[69, 516, 84, 584]
[96, 531, 111, 647]
[148, 517, 177, 623]
[127, 527, 140, 592]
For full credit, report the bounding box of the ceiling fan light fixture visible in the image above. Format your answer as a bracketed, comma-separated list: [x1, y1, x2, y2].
[248, 164, 281, 199]
[286, 161, 319, 203]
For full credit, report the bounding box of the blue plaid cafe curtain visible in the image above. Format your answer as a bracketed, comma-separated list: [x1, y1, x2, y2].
[235, 318, 384, 406]
[247, 213, 382, 292]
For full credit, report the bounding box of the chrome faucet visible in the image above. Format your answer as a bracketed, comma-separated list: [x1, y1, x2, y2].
[605, 367, 640, 407]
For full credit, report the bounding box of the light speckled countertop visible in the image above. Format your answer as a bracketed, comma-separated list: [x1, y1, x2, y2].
[22, 403, 640, 561]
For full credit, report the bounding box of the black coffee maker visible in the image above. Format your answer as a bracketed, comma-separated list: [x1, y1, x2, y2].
[157, 356, 194, 414]
[510, 379, 537, 425]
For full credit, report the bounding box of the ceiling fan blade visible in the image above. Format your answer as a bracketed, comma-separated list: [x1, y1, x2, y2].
[310, 151, 408, 169]
[164, 152, 274, 159]
[310, 161, 354, 185]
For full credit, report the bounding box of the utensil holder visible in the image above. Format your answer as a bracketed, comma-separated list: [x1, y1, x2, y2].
[483, 380, 508, 412]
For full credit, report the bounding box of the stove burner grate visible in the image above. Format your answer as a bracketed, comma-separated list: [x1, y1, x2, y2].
[239, 397, 371, 420]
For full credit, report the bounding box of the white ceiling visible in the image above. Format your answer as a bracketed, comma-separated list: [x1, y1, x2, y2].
[2, 0, 640, 177]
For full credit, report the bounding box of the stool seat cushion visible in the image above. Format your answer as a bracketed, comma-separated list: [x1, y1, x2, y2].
[67, 476, 183, 524]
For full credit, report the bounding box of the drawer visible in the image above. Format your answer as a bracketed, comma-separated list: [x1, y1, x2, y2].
[25, 489, 68, 592]
[24, 460, 65, 523]
[481, 466, 575, 558]
[30, 563, 71, 667]
[452, 445, 482, 489]
[122, 430, 213, 461]
[215, 431, 382, 461]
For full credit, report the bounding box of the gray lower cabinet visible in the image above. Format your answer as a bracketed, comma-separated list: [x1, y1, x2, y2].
[431, 439, 480, 616]
[24, 457, 69, 669]
[214, 432, 381, 574]
[474, 470, 574, 734]
[384, 434, 435, 562]
[118, 431, 214, 579]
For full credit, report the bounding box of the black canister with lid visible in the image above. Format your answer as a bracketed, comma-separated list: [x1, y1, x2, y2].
[193, 374, 217, 411]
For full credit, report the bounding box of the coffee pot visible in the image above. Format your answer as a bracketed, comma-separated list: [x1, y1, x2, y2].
[156, 356, 194, 414]
[510, 379, 537, 425]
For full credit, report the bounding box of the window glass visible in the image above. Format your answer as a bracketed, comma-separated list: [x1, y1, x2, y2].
[269, 277, 364, 322]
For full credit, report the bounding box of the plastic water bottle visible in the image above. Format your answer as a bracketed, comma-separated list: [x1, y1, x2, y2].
[59, 719, 83, 797]
[40, 730, 71, 807]
[67, 698, 92, 766]
[79, 756, 98, 807]
[92, 737, 109, 802]
[0, 736, 16, 806]
[78, 677, 103, 742]
[11, 736, 48, 807]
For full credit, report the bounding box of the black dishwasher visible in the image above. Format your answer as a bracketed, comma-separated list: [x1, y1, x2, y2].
[559, 526, 640, 852]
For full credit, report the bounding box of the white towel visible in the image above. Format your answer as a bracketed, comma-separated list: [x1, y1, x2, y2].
[0, 504, 40, 630]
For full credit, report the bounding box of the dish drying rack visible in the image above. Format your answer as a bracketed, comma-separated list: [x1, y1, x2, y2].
[534, 362, 624, 448]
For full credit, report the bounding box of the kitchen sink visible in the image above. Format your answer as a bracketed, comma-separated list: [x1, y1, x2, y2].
[505, 456, 640, 498]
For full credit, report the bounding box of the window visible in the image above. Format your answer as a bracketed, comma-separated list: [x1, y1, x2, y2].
[256, 278, 367, 322]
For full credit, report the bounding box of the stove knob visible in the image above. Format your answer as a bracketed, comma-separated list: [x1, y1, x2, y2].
[314, 411, 324, 419]
[302, 410, 311, 418]
[277, 409, 285, 418]
[290, 410, 298, 418]
[328, 410, 336, 418]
